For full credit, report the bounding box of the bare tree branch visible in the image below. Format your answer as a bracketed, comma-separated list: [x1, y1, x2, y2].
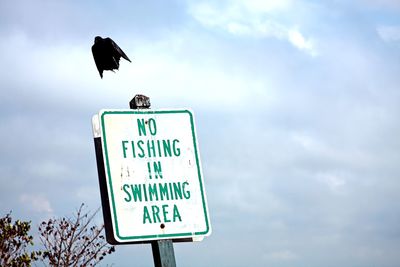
[38, 204, 115, 267]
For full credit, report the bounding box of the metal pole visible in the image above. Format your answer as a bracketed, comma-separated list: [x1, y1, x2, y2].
[151, 239, 176, 267]
[129, 94, 177, 267]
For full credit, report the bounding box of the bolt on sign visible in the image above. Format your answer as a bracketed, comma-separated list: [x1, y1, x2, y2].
[92, 109, 211, 243]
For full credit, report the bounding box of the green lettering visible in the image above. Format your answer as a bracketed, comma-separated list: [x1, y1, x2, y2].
[173, 139, 180, 156]
[159, 183, 169, 201]
[122, 141, 129, 158]
[162, 204, 171, 223]
[173, 205, 182, 222]
[157, 140, 162, 157]
[130, 184, 143, 202]
[173, 182, 183, 199]
[143, 184, 148, 201]
[137, 118, 147, 136]
[123, 184, 132, 202]
[153, 161, 163, 179]
[148, 118, 157, 135]
[147, 140, 156, 158]
[149, 184, 158, 201]
[143, 206, 151, 224]
[152, 205, 161, 223]
[169, 183, 174, 200]
[182, 181, 190, 199]
[147, 162, 152, 179]
[137, 140, 145, 158]
[162, 140, 172, 157]
[130, 141, 136, 158]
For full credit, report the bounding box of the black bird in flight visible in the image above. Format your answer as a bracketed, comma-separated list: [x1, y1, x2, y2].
[91, 36, 131, 78]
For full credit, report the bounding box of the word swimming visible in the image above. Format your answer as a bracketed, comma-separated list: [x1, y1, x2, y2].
[122, 181, 191, 203]
[121, 139, 181, 159]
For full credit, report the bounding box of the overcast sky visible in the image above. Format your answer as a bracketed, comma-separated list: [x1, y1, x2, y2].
[1, 0, 400, 266]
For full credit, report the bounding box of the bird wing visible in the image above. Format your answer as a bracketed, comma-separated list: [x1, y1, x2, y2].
[106, 37, 132, 62]
[91, 44, 104, 78]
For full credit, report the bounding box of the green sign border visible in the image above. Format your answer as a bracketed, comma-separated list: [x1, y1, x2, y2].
[100, 109, 210, 242]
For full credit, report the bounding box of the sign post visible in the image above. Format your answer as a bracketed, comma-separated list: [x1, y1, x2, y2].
[131, 95, 176, 267]
[92, 95, 211, 266]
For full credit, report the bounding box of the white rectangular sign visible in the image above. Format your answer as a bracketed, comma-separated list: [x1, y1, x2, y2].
[92, 109, 211, 243]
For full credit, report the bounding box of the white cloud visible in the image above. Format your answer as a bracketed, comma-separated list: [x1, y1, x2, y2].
[288, 29, 317, 56]
[19, 194, 53, 213]
[188, 0, 318, 55]
[240, 0, 293, 13]
[118, 39, 278, 108]
[377, 25, 400, 42]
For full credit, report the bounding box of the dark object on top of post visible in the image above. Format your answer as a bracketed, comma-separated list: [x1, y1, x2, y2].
[130, 94, 151, 109]
[129, 94, 176, 267]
